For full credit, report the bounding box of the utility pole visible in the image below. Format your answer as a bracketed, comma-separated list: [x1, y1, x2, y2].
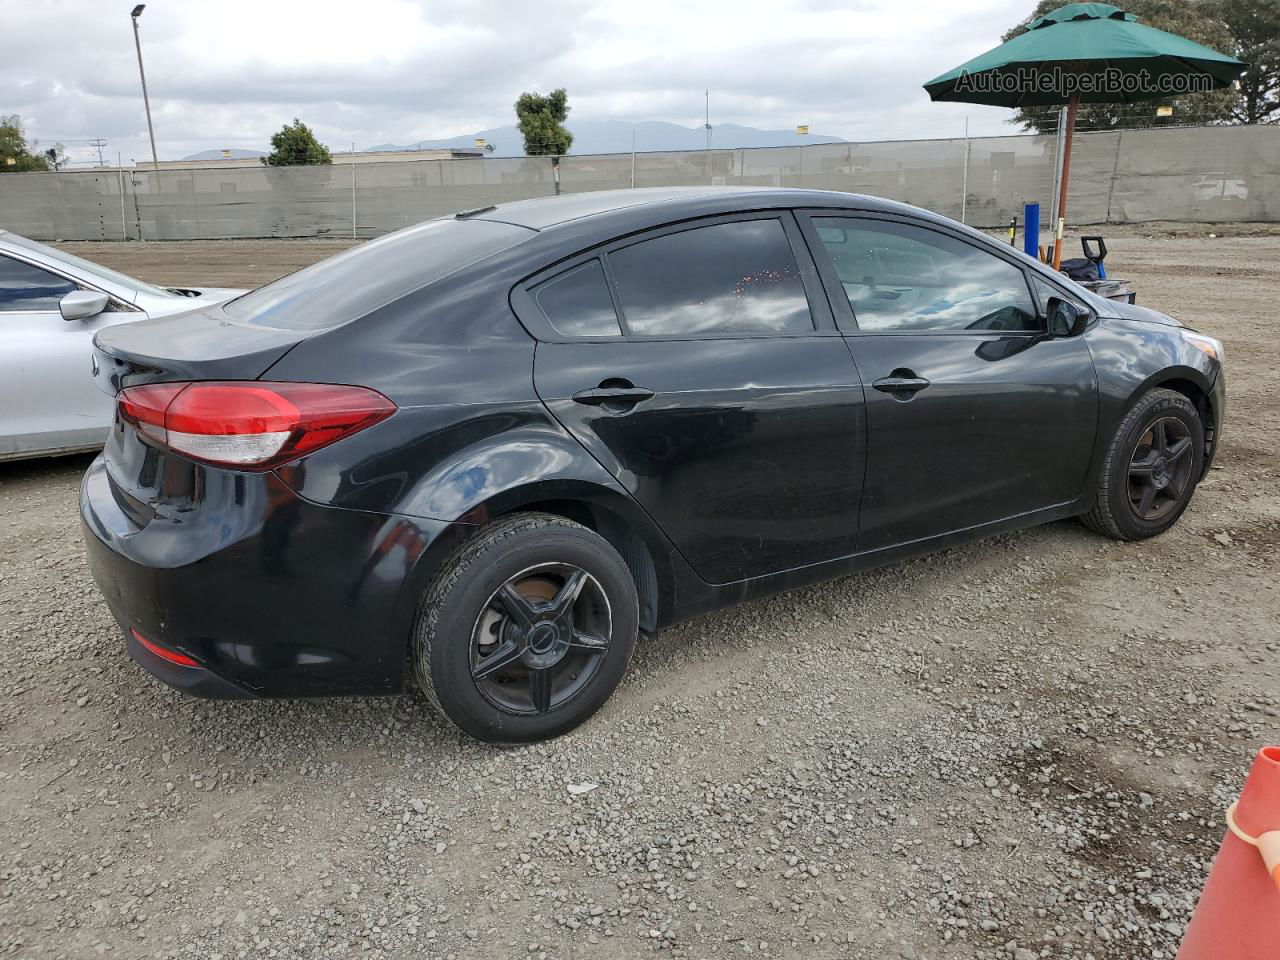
[117, 152, 129, 240]
[90, 138, 107, 167]
[704, 90, 712, 183]
[130, 5, 160, 172]
[1049, 104, 1068, 262]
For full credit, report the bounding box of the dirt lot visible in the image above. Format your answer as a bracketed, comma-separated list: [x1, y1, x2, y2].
[1, 229, 1277, 960]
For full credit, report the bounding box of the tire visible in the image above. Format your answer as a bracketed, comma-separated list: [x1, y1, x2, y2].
[1082, 388, 1204, 541]
[413, 512, 638, 744]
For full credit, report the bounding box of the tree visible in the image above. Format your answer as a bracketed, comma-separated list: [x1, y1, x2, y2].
[261, 119, 332, 166]
[1004, 0, 1239, 133]
[1207, 0, 1280, 124]
[0, 115, 50, 172]
[43, 144, 67, 172]
[514, 89, 573, 156]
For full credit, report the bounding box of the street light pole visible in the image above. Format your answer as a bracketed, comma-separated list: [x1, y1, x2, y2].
[130, 5, 160, 172]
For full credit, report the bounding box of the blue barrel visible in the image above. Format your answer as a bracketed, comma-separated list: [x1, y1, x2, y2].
[1023, 203, 1040, 259]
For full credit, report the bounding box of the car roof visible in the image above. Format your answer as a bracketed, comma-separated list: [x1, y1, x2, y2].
[469, 186, 914, 231]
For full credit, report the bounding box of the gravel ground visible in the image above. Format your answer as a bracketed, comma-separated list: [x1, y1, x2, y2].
[1, 228, 1277, 960]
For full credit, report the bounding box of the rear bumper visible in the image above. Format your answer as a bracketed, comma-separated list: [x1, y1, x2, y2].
[80, 453, 459, 698]
[123, 622, 256, 699]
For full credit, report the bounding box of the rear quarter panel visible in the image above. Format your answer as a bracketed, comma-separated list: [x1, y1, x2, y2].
[261, 259, 706, 628]
[263, 264, 575, 520]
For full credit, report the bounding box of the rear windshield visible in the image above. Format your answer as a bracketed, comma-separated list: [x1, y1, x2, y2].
[222, 218, 531, 330]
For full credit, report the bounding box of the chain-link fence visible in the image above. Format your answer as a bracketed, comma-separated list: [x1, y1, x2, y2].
[2, 124, 1277, 241]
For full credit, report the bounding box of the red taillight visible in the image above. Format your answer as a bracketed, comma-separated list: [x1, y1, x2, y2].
[131, 628, 200, 668]
[118, 382, 186, 446]
[117, 381, 396, 470]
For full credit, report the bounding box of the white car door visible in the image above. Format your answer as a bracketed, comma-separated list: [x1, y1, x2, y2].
[0, 253, 127, 459]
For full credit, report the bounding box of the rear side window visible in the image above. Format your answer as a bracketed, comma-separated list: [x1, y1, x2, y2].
[534, 259, 622, 337]
[607, 219, 813, 337]
[812, 217, 1038, 333]
[0, 255, 77, 311]
[223, 218, 531, 331]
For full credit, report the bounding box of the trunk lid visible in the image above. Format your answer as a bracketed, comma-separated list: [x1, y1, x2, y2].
[92, 305, 305, 395]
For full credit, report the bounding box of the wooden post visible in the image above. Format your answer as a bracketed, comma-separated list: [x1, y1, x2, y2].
[1052, 94, 1079, 271]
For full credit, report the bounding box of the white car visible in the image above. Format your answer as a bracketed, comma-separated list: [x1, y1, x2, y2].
[0, 231, 244, 461]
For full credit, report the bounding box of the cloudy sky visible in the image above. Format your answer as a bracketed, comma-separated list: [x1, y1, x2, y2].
[4, 0, 1034, 166]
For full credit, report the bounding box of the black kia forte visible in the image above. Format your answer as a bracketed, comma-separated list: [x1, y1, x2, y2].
[81, 187, 1225, 742]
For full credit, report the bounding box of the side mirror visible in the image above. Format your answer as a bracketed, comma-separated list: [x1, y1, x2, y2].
[59, 290, 109, 321]
[1046, 296, 1090, 338]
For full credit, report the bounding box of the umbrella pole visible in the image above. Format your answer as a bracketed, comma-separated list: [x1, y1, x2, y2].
[1052, 94, 1079, 271]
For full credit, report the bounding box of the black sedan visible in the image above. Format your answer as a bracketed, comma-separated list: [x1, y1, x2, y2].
[81, 188, 1225, 743]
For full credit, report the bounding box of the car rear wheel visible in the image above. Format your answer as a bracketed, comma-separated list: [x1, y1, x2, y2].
[413, 512, 638, 743]
[1082, 388, 1204, 541]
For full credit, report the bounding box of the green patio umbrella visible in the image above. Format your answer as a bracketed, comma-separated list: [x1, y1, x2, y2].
[924, 2, 1244, 267]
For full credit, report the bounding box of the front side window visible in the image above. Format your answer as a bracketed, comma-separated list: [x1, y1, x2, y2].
[607, 218, 814, 337]
[812, 218, 1038, 333]
[534, 259, 622, 337]
[1029, 273, 1084, 313]
[0, 255, 77, 311]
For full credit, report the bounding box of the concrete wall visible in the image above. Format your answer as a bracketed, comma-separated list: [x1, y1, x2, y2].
[3, 125, 1277, 241]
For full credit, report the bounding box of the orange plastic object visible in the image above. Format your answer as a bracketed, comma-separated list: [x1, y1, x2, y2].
[1177, 747, 1280, 960]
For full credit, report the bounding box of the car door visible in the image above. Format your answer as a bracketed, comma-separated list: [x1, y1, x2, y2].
[524, 212, 868, 585]
[0, 253, 122, 458]
[798, 212, 1099, 553]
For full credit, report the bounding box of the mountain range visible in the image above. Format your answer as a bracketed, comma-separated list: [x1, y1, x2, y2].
[180, 148, 268, 161]
[181, 121, 846, 163]
[367, 120, 845, 157]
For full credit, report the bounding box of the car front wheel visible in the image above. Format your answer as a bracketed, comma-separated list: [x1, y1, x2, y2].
[413, 512, 638, 743]
[1083, 387, 1205, 541]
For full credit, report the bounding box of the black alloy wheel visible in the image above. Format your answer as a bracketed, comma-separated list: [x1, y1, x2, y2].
[1126, 416, 1195, 523]
[1083, 387, 1205, 541]
[414, 512, 638, 743]
[470, 564, 612, 716]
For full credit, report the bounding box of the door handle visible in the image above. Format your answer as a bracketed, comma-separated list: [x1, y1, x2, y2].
[571, 384, 655, 407]
[872, 372, 931, 397]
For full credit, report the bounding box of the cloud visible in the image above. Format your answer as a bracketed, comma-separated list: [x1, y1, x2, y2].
[2, 0, 1030, 166]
